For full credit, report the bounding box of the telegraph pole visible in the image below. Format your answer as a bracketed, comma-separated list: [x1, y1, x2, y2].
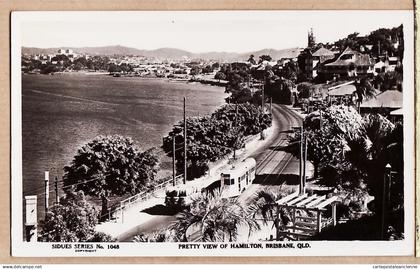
[381, 164, 392, 239]
[232, 103, 238, 160]
[54, 176, 59, 204]
[261, 83, 265, 113]
[299, 127, 304, 195]
[183, 97, 187, 184]
[44, 171, 49, 216]
[270, 97, 272, 115]
[172, 134, 176, 186]
[302, 134, 308, 195]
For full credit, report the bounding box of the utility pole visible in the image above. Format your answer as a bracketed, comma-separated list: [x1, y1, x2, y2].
[183, 97, 187, 184]
[302, 134, 308, 195]
[172, 134, 176, 186]
[261, 83, 265, 113]
[381, 164, 392, 239]
[44, 171, 49, 216]
[233, 103, 238, 160]
[299, 127, 304, 195]
[320, 110, 323, 130]
[54, 176, 59, 204]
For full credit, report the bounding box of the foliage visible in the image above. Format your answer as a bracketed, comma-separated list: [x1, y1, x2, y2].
[133, 230, 179, 242]
[248, 54, 256, 65]
[354, 77, 376, 105]
[248, 188, 293, 239]
[63, 135, 159, 197]
[333, 25, 404, 59]
[288, 105, 365, 180]
[297, 83, 312, 99]
[214, 71, 227, 81]
[373, 71, 403, 92]
[163, 104, 271, 180]
[258, 55, 272, 64]
[264, 78, 295, 104]
[168, 190, 259, 242]
[39, 191, 114, 242]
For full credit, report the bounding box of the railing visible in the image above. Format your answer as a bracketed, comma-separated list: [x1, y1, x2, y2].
[100, 174, 184, 223]
[120, 174, 184, 210]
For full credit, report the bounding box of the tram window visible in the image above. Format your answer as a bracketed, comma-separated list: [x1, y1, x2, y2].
[224, 178, 230, 185]
[231, 178, 235, 185]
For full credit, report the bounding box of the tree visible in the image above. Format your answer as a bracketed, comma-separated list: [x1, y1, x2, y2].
[39, 191, 115, 242]
[355, 77, 376, 113]
[248, 54, 256, 65]
[189, 66, 201, 77]
[265, 78, 295, 105]
[297, 83, 312, 99]
[248, 188, 292, 240]
[202, 65, 213, 74]
[288, 105, 365, 180]
[162, 104, 272, 180]
[214, 71, 226, 82]
[258, 55, 272, 64]
[63, 135, 159, 210]
[169, 190, 259, 242]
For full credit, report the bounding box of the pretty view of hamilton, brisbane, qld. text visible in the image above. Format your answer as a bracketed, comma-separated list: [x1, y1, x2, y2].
[11, 11, 415, 256]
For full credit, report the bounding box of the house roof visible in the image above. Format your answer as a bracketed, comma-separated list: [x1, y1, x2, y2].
[325, 47, 373, 67]
[360, 90, 403, 109]
[312, 47, 335, 57]
[390, 108, 403, 115]
[328, 84, 356, 96]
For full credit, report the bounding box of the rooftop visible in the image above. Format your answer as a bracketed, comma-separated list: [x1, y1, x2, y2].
[312, 47, 335, 57]
[325, 47, 373, 67]
[360, 90, 403, 109]
[328, 84, 356, 96]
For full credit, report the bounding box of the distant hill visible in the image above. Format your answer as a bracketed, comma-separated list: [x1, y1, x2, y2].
[22, 45, 303, 61]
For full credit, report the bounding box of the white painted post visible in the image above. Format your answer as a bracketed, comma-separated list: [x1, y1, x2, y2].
[44, 171, 49, 215]
[316, 211, 322, 233]
[332, 203, 337, 227]
[25, 195, 37, 242]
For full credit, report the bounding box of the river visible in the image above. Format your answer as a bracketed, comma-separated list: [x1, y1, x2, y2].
[21, 73, 228, 220]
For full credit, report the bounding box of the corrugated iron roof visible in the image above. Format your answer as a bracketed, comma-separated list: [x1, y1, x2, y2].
[360, 90, 403, 108]
[313, 47, 335, 57]
[325, 47, 373, 67]
[328, 84, 356, 96]
[390, 108, 403, 115]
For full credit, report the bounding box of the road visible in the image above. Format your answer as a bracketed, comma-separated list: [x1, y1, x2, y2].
[239, 104, 303, 204]
[118, 104, 303, 242]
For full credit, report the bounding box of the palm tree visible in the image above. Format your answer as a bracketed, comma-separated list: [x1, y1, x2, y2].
[247, 188, 292, 241]
[354, 77, 376, 113]
[168, 190, 259, 242]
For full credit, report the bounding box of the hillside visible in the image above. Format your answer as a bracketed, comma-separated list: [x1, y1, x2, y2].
[22, 45, 303, 61]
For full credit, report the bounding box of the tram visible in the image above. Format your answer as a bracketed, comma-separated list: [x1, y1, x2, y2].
[220, 158, 257, 198]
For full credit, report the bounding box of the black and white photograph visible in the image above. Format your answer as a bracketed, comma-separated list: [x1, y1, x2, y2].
[11, 10, 415, 256]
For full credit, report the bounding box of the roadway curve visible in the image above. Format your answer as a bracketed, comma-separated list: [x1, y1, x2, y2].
[118, 104, 303, 241]
[239, 104, 303, 204]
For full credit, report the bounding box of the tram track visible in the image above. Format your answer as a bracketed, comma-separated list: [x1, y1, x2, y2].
[239, 104, 303, 203]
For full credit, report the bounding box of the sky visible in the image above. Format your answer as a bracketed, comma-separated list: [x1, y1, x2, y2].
[17, 11, 411, 53]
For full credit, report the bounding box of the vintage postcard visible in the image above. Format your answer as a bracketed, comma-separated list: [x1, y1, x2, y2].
[11, 10, 415, 256]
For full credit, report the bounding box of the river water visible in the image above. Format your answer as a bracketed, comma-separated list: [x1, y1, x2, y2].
[21, 73, 228, 220]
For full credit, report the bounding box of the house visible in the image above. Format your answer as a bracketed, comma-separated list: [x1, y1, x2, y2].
[317, 47, 374, 79]
[298, 47, 335, 80]
[326, 82, 357, 105]
[389, 108, 403, 122]
[386, 56, 399, 72]
[373, 60, 387, 75]
[359, 90, 402, 116]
